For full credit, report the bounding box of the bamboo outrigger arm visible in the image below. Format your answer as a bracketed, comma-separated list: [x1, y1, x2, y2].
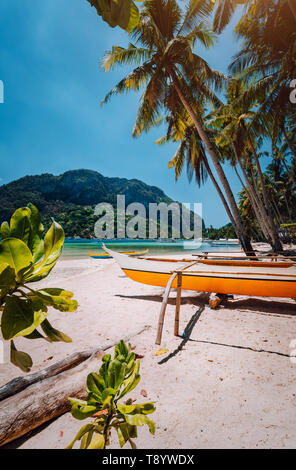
[155, 261, 198, 345]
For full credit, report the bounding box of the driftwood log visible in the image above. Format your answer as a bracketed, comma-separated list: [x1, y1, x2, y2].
[0, 326, 149, 447]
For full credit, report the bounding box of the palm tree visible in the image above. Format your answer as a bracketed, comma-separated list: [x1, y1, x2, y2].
[101, 0, 254, 253]
[207, 79, 283, 251]
[212, 0, 296, 33]
[155, 105, 238, 229]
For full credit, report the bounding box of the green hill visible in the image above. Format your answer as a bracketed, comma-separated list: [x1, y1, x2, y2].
[0, 169, 201, 238]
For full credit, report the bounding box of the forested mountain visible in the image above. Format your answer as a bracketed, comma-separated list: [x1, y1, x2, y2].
[0, 169, 196, 238]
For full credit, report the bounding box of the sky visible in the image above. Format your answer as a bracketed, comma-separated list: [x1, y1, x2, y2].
[0, 0, 245, 227]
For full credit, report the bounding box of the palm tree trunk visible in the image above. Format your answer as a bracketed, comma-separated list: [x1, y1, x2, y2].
[234, 165, 268, 241]
[281, 126, 296, 188]
[284, 193, 292, 220]
[170, 72, 254, 254]
[234, 165, 245, 189]
[246, 134, 283, 252]
[233, 145, 274, 244]
[204, 158, 237, 229]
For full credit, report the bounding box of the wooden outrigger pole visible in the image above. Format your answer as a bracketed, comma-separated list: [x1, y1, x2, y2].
[156, 261, 198, 345]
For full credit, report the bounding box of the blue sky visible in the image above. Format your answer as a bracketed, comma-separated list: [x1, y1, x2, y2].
[0, 0, 244, 227]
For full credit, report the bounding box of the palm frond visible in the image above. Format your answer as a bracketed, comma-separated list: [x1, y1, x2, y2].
[101, 60, 155, 105]
[213, 0, 238, 34]
[179, 0, 215, 35]
[101, 44, 151, 72]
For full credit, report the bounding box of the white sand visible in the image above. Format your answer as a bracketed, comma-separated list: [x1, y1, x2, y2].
[1, 252, 296, 449]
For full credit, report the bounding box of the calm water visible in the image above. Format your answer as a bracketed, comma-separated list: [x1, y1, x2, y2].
[62, 239, 241, 259]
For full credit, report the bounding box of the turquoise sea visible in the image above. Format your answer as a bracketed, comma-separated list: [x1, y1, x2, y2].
[62, 239, 241, 259]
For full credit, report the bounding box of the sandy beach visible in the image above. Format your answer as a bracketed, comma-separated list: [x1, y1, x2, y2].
[1, 252, 296, 449]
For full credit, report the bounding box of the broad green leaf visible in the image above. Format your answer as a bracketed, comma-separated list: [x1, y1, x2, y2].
[118, 360, 140, 398]
[87, 372, 105, 398]
[68, 397, 88, 407]
[116, 423, 128, 448]
[41, 319, 72, 343]
[126, 353, 136, 374]
[127, 423, 138, 439]
[88, 0, 140, 33]
[108, 359, 126, 390]
[31, 240, 45, 264]
[24, 329, 46, 340]
[102, 353, 111, 363]
[65, 424, 95, 449]
[99, 361, 109, 385]
[126, 0, 140, 33]
[27, 203, 44, 257]
[80, 430, 94, 449]
[115, 339, 129, 359]
[102, 387, 116, 399]
[0, 221, 11, 239]
[117, 404, 137, 414]
[123, 413, 155, 434]
[116, 422, 138, 448]
[10, 341, 33, 373]
[117, 402, 155, 415]
[23, 254, 61, 283]
[102, 393, 114, 410]
[87, 433, 105, 449]
[9, 207, 31, 244]
[34, 289, 78, 312]
[15, 310, 47, 339]
[1, 296, 47, 340]
[71, 402, 98, 420]
[44, 221, 64, 261]
[0, 238, 33, 276]
[0, 263, 16, 289]
[25, 221, 64, 282]
[40, 288, 75, 299]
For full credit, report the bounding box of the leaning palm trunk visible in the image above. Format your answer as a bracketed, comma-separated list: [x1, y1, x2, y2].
[247, 135, 283, 252]
[170, 72, 254, 254]
[236, 165, 271, 243]
[233, 144, 275, 245]
[204, 158, 237, 229]
[234, 165, 267, 240]
[281, 126, 296, 188]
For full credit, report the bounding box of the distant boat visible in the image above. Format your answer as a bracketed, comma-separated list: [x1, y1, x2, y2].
[89, 249, 149, 259]
[102, 245, 296, 299]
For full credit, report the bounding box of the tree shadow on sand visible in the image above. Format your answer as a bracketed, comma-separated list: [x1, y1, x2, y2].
[116, 293, 296, 317]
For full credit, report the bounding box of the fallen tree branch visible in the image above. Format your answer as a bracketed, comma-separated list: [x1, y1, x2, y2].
[0, 326, 149, 402]
[0, 326, 149, 446]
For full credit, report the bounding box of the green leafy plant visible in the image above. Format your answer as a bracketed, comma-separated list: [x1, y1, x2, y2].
[0, 204, 78, 372]
[67, 340, 155, 449]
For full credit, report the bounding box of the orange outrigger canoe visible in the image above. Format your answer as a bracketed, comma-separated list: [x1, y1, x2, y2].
[102, 245, 296, 299]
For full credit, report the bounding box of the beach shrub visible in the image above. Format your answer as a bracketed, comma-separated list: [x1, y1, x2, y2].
[0, 204, 78, 372]
[67, 340, 156, 449]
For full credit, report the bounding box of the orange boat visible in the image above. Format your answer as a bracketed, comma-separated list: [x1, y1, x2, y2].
[89, 249, 149, 259]
[102, 245, 296, 299]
